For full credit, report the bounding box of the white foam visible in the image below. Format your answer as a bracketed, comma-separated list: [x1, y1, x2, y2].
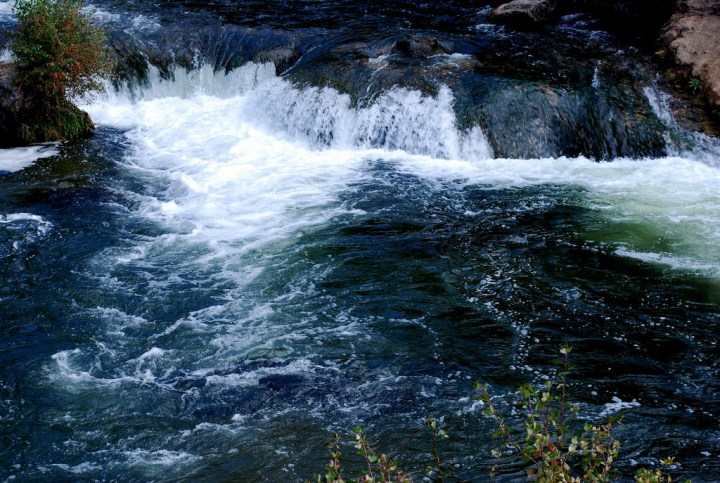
[203, 358, 317, 388]
[644, 85, 674, 126]
[599, 396, 640, 417]
[0, 1, 15, 21]
[51, 349, 169, 388]
[137, 347, 166, 360]
[84, 61, 720, 284]
[394, 155, 720, 274]
[0, 213, 53, 249]
[615, 249, 720, 276]
[48, 462, 102, 474]
[0, 212, 51, 229]
[88, 63, 493, 158]
[0, 144, 59, 173]
[122, 449, 199, 466]
[84, 64, 375, 267]
[0, 47, 12, 61]
[244, 81, 493, 159]
[89, 307, 149, 328]
[127, 14, 160, 33]
[81, 4, 121, 23]
[592, 64, 601, 89]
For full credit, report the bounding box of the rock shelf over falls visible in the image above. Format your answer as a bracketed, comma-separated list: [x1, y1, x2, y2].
[93, 0, 718, 160]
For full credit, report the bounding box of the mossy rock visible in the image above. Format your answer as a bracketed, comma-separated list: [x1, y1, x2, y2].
[1, 60, 95, 146]
[17, 102, 95, 145]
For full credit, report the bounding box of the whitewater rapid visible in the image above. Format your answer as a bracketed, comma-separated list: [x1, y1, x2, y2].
[3, 2, 720, 477]
[83, 62, 720, 277]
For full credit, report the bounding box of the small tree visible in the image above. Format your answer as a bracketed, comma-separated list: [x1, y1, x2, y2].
[10, 0, 112, 142]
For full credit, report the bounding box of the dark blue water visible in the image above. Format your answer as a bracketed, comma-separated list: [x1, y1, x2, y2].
[1, 1, 720, 481]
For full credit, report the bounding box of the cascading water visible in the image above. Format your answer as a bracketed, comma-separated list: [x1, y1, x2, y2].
[2, 1, 720, 480]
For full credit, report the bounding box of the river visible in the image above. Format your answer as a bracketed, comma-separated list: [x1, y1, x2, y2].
[1, 1, 720, 480]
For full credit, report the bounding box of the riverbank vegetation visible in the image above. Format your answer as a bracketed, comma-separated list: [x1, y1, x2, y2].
[6, 0, 112, 143]
[314, 347, 683, 482]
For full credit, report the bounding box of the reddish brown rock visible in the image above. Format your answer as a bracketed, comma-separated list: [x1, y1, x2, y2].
[663, 13, 720, 108]
[676, 0, 720, 15]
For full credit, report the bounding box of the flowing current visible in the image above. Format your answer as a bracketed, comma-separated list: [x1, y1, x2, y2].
[2, 1, 720, 480]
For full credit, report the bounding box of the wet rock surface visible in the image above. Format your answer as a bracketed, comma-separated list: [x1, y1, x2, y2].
[0, 60, 24, 148]
[561, 0, 675, 45]
[390, 35, 451, 59]
[253, 45, 301, 74]
[489, 0, 557, 25]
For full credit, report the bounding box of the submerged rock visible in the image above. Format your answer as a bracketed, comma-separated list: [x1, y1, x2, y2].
[391, 35, 451, 59]
[489, 0, 557, 25]
[253, 45, 301, 74]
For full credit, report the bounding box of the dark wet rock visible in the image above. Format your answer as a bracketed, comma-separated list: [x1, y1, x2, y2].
[0, 60, 25, 148]
[558, 0, 674, 45]
[489, 0, 557, 25]
[675, 0, 720, 15]
[468, 81, 667, 159]
[287, 38, 443, 101]
[390, 35, 451, 59]
[259, 374, 306, 392]
[253, 45, 301, 74]
[284, 23, 672, 159]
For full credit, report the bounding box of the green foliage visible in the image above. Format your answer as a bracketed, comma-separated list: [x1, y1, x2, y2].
[315, 428, 412, 483]
[314, 346, 690, 482]
[479, 345, 683, 482]
[11, 0, 112, 104]
[688, 77, 702, 94]
[423, 417, 449, 482]
[17, 100, 93, 143]
[9, 0, 112, 142]
[480, 345, 617, 481]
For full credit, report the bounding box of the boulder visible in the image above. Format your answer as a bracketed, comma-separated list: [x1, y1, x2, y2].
[391, 35, 451, 59]
[489, 0, 556, 25]
[663, 13, 720, 108]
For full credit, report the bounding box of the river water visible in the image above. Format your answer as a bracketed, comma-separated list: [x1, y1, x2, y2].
[1, 1, 720, 481]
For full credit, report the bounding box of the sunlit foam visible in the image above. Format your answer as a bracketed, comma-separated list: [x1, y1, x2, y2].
[0, 0, 15, 21]
[84, 61, 720, 282]
[81, 4, 121, 23]
[0, 144, 58, 173]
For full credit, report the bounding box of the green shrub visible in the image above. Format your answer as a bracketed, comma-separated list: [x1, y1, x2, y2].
[315, 428, 414, 482]
[479, 345, 622, 481]
[10, 0, 112, 142]
[688, 77, 702, 94]
[314, 346, 687, 482]
[480, 345, 684, 482]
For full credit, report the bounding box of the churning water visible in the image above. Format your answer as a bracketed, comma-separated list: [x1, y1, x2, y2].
[2, 1, 720, 480]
